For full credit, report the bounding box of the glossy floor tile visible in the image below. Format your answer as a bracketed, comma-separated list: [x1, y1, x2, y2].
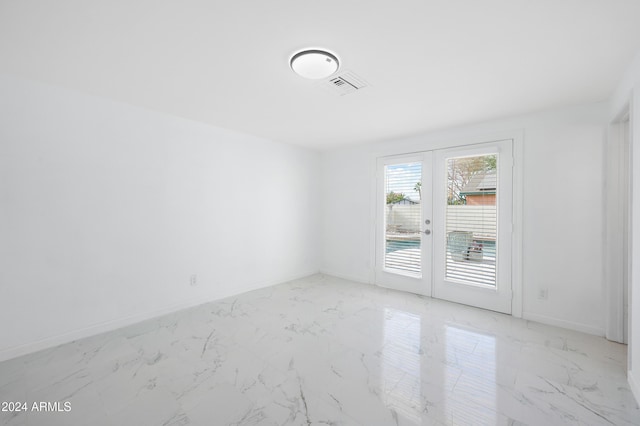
[0, 274, 638, 425]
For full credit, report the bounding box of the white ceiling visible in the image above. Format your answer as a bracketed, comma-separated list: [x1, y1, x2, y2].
[1, 1, 640, 150]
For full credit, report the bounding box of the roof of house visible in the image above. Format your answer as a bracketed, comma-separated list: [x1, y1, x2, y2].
[460, 170, 497, 195]
[391, 198, 419, 205]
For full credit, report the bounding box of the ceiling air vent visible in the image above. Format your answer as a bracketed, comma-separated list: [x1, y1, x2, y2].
[318, 70, 369, 96]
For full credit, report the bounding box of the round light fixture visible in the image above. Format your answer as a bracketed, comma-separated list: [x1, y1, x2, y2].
[290, 49, 339, 79]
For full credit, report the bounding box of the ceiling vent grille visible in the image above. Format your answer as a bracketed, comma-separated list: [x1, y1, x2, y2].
[318, 70, 369, 96]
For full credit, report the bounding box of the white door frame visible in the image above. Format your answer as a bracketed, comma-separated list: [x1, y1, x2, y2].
[606, 104, 632, 344]
[371, 133, 523, 317]
[374, 153, 433, 296]
[432, 140, 513, 314]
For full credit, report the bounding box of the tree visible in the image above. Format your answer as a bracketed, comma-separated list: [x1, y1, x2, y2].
[484, 155, 496, 170]
[386, 191, 406, 204]
[447, 155, 497, 205]
[414, 181, 422, 200]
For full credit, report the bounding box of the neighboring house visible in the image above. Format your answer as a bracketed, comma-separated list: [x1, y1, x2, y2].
[460, 170, 497, 205]
[386, 198, 420, 233]
[390, 198, 419, 205]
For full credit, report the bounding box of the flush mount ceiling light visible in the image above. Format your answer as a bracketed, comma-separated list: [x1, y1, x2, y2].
[290, 49, 339, 79]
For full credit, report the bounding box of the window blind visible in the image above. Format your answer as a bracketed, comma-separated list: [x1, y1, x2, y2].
[384, 162, 422, 275]
[445, 155, 497, 286]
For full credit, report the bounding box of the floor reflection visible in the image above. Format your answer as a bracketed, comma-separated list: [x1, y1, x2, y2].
[445, 324, 497, 424]
[381, 307, 422, 423]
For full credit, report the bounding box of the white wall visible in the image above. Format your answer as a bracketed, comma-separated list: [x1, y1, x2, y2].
[321, 102, 608, 336]
[610, 50, 640, 402]
[0, 74, 320, 361]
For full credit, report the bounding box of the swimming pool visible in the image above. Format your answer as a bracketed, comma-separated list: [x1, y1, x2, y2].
[385, 240, 420, 253]
[386, 239, 496, 256]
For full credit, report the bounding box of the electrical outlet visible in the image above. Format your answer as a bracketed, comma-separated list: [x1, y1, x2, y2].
[190, 274, 197, 286]
[538, 288, 548, 300]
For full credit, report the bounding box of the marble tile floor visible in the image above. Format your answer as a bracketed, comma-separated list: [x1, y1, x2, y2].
[0, 274, 638, 425]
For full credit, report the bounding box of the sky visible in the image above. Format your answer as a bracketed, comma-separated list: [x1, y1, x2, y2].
[385, 162, 422, 201]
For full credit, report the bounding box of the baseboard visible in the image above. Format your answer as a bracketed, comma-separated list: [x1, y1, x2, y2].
[629, 370, 640, 405]
[319, 269, 371, 285]
[4, 273, 606, 363]
[319, 276, 606, 337]
[0, 269, 319, 363]
[522, 312, 605, 336]
[241, 269, 321, 293]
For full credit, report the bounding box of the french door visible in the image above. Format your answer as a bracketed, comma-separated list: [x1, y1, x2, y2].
[375, 153, 433, 296]
[375, 140, 513, 314]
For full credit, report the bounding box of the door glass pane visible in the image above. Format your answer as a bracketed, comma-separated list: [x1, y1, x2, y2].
[445, 155, 497, 286]
[384, 162, 422, 275]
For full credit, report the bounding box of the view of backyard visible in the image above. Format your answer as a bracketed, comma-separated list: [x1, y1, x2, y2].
[385, 155, 498, 285]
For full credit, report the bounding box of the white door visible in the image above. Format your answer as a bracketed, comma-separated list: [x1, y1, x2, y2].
[375, 140, 514, 314]
[375, 153, 433, 296]
[432, 140, 513, 314]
